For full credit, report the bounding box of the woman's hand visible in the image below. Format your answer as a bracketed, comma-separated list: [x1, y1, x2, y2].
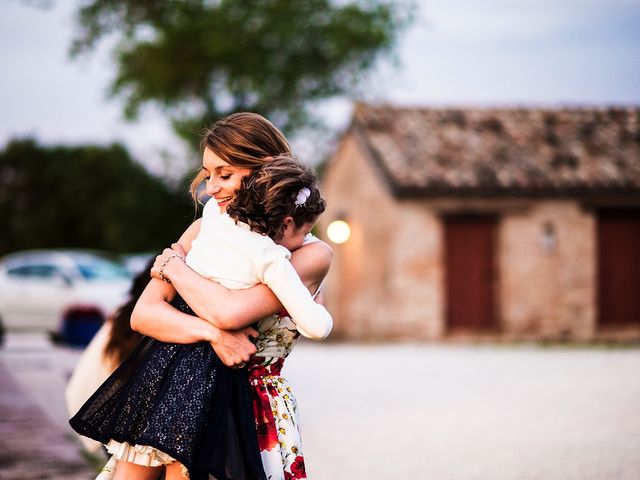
[151, 244, 187, 281]
[210, 326, 259, 368]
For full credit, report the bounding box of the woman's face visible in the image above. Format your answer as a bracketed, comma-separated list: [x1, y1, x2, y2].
[202, 148, 252, 212]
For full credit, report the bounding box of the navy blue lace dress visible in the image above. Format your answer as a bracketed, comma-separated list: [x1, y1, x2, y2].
[69, 295, 266, 480]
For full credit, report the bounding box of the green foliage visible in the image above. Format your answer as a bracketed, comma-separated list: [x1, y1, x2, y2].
[0, 138, 194, 256]
[70, 0, 412, 147]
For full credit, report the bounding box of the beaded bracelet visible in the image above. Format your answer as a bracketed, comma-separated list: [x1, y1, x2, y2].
[158, 253, 185, 283]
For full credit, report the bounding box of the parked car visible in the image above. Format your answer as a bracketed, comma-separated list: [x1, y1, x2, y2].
[120, 251, 156, 276]
[58, 304, 106, 347]
[0, 250, 132, 334]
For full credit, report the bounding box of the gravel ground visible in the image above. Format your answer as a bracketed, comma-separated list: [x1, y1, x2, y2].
[2, 333, 639, 480]
[284, 342, 640, 480]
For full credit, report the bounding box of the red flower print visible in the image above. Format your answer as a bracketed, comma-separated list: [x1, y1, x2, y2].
[251, 385, 279, 451]
[289, 455, 306, 478]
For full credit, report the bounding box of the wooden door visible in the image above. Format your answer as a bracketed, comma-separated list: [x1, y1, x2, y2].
[597, 210, 640, 326]
[445, 215, 498, 331]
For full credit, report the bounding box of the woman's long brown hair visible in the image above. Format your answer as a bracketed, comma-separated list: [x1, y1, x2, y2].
[103, 258, 155, 365]
[190, 112, 292, 205]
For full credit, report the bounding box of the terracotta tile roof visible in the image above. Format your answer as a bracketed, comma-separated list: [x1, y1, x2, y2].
[351, 103, 640, 197]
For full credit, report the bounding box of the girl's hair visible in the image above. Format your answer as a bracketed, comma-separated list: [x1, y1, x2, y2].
[190, 112, 292, 203]
[227, 155, 326, 241]
[103, 258, 154, 365]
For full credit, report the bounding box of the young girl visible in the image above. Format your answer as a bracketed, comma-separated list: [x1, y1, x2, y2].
[70, 154, 331, 480]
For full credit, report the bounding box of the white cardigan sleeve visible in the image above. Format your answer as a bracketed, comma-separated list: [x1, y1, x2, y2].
[255, 244, 333, 340]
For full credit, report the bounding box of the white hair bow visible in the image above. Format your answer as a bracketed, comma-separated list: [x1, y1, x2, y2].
[294, 187, 311, 206]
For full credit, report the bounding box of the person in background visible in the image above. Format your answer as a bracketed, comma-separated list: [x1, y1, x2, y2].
[65, 258, 150, 453]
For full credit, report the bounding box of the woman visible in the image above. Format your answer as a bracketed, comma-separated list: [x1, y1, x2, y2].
[132, 112, 332, 479]
[66, 259, 150, 454]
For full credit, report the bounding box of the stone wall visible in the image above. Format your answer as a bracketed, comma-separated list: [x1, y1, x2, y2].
[320, 134, 397, 338]
[321, 134, 446, 339]
[387, 203, 444, 339]
[321, 134, 602, 341]
[499, 201, 596, 340]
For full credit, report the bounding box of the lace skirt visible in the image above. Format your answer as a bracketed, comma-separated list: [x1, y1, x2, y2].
[69, 295, 266, 480]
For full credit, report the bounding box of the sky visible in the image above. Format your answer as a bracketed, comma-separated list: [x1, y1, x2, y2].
[1, 0, 639, 176]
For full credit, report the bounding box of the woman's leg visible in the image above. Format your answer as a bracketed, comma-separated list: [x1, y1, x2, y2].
[165, 461, 188, 480]
[112, 460, 163, 480]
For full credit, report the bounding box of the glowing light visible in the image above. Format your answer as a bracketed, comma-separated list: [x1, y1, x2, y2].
[327, 220, 351, 244]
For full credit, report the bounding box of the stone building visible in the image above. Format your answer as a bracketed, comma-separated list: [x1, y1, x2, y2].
[319, 104, 640, 341]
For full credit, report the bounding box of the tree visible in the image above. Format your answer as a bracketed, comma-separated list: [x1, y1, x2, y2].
[70, 0, 412, 147]
[0, 138, 193, 256]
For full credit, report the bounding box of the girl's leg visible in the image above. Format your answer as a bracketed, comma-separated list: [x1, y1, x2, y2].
[165, 461, 188, 480]
[112, 460, 163, 480]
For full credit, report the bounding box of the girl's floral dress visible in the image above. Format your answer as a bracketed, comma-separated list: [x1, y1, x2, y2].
[249, 312, 307, 480]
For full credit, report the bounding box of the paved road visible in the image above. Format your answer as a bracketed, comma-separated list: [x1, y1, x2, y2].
[0, 334, 96, 479]
[1, 333, 639, 479]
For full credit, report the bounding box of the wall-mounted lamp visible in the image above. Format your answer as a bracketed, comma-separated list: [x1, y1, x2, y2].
[327, 217, 351, 244]
[541, 221, 556, 253]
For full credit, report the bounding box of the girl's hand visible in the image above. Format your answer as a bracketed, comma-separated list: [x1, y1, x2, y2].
[210, 326, 259, 368]
[150, 244, 187, 281]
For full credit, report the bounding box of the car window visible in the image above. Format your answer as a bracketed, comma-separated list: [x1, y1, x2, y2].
[7, 264, 63, 279]
[76, 259, 131, 281]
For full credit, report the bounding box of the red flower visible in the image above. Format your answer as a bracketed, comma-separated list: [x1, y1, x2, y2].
[289, 455, 306, 479]
[251, 385, 278, 451]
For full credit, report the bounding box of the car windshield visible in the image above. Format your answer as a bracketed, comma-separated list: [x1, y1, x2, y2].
[75, 258, 132, 281]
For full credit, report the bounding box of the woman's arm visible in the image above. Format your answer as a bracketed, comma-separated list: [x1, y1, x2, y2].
[157, 237, 333, 331]
[130, 276, 210, 343]
[130, 277, 258, 366]
[130, 219, 258, 366]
